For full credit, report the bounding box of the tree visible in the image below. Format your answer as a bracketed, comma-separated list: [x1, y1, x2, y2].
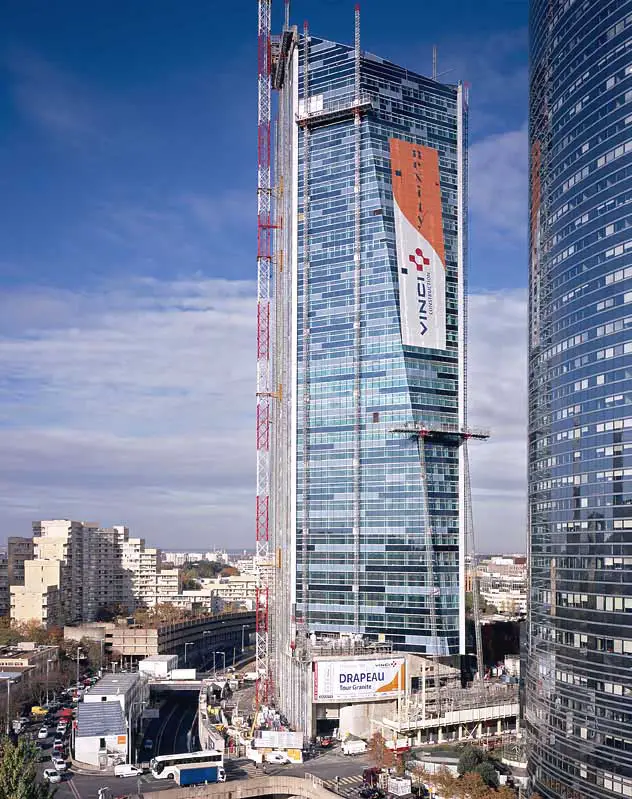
[220, 566, 239, 577]
[474, 760, 499, 789]
[367, 732, 396, 770]
[458, 745, 485, 775]
[0, 737, 54, 798]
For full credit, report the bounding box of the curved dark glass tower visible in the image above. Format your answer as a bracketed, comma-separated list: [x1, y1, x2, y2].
[527, 1, 632, 797]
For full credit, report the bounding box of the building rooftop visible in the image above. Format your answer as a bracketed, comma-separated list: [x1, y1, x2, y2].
[77, 702, 126, 738]
[139, 655, 175, 663]
[85, 672, 139, 696]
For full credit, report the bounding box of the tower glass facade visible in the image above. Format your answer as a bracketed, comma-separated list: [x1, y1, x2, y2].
[270, 26, 467, 729]
[527, 1, 632, 797]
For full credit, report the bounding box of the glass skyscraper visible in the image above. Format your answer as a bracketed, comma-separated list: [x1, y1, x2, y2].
[527, 1, 632, 796]
[269, 23, 467, 731]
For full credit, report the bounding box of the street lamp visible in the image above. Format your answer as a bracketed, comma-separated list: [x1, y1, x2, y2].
[45, 658, 55, 705]
[99, 639, 105, 674]
[184, 642, 194, 667]
[241, 624, 246, 653]
[214, 651, 226, 674]
[5, 679, 15, 736]
[76, 647, 83, 689]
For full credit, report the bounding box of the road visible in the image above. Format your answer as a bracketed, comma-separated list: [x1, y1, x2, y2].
[39, 683, 370, 798]
[50, 739, 369, 798]
[42, 696, 198, 798]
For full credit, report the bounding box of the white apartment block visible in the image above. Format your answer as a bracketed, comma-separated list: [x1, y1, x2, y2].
[198, 575, 256, 610]
[478, 555, 527, 616]
[9, 520, 183, 627]
[11, 559, 61, 628]
[161, 551, 229, 567]
[232, 556, 257, 575]
[155, 568, 181, 605]
[0, 552, 8, 617]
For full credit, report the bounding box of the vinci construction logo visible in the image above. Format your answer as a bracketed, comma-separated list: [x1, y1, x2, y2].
[400, 247, 432, 337]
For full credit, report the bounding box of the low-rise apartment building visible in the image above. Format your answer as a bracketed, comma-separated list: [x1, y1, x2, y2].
[0, 642, 59, 681]
[198, 575, 256, 610]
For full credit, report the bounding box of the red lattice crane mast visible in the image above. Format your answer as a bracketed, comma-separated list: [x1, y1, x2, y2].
[255, 0, 273, 707]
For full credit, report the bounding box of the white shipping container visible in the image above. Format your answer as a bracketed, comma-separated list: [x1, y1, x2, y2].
[170, 668, 196, 680]
[138, 655, 178, 678]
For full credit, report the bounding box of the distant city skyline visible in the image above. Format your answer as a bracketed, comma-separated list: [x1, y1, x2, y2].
[0, 1, 528, 550]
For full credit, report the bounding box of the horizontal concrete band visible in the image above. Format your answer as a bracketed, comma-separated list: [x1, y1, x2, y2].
[143, 775, 334, 799]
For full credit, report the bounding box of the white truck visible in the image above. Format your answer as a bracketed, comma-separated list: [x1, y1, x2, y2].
[342, 739, 367, 756]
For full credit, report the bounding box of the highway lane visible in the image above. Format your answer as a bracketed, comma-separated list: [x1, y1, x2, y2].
[155, 696, 197, 756]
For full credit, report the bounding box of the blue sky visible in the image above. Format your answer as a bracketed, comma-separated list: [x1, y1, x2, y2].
[0, 0, 529, 551]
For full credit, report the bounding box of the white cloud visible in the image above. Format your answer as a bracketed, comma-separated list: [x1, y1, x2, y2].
[0, 277, 257, 545]
[468, 290, 527, 553]
[0, 280, 527, 553]
[469, 127, 528, 244]
[7, 49, 98, 141]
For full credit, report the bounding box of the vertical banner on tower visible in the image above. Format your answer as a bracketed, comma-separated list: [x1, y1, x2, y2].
[390, 139, 446, 350]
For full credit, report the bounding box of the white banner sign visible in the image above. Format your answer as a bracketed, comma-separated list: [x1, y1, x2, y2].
[313, 658, 406, 703]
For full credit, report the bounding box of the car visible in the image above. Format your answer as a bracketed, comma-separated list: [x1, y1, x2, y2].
[37, 727, 49, 739]
[51, 756, 67, 771]
[56, 725, 67, 735]
[43, 769, 62, 784]
[319, 736, 333, 748]
[114, 764, 143, 778]
[265, 750, 290, 765]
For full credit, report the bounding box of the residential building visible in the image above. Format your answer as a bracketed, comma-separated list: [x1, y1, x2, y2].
[33, 520, 92, 622]
[527, 2, 632, 797]
[232, 555, 257, 575]
[268, 19, 468, 735]
[0, 642, 59, 678]
[157, 589, 224, 615]
[7, 536, 34, 586]
[10, 559, 61, 628]
[477, 556, 527, 616]
[155, 568, 181, 605]
[9, 521, 182, 627]
[199, 575, 256, 610]
[0, 552, 8, 617]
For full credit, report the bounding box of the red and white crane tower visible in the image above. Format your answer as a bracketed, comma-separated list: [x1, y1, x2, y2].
[255, 0, 274, 707]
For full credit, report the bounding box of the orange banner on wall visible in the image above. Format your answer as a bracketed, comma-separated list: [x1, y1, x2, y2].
[390, 139, 446, 350]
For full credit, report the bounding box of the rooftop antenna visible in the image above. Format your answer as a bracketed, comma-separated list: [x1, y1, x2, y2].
[284, 0, 290, 28]
[432, 45, 455, 82]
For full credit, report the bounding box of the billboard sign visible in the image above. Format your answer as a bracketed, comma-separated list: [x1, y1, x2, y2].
[390, 139, 446, 350]
[253, 730, 304, 749]
[313, 657, 406, 703]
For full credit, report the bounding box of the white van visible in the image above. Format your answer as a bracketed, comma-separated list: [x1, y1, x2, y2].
[114, 764, 143, 778]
